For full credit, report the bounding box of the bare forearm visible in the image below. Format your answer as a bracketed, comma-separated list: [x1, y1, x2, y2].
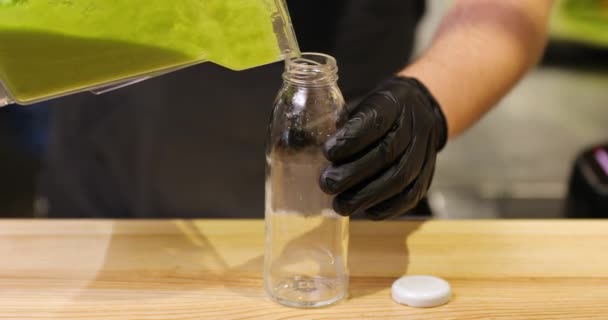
[400, 0, 553, 138]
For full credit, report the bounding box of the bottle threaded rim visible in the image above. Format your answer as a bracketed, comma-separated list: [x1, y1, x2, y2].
[284, 52, 338, 86]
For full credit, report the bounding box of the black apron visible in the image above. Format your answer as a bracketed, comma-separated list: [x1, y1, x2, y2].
[41, 0, 426, 218]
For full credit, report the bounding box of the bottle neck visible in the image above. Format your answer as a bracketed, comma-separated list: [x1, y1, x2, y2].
[283, 53, 339, 87]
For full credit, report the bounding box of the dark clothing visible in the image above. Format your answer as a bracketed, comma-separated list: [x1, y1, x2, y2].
[41, 0, 426, 218]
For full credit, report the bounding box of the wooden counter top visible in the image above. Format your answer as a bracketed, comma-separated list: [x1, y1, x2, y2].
[1, 219, 607, 319]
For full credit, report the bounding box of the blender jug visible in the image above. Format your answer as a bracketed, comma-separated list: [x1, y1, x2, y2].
[0, 0, 299, 106]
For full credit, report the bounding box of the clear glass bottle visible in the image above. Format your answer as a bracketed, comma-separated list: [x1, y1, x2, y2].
[264, 53, 349, 308]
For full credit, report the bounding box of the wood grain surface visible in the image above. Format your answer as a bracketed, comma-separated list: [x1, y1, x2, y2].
[1, 219, 607, 319]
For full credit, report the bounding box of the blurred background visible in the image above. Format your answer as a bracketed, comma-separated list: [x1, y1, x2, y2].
[0, 0, 606, 219]
[422, 0, 608, 219]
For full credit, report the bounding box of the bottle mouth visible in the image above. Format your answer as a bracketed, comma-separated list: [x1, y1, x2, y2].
[284, 52, 338, 86]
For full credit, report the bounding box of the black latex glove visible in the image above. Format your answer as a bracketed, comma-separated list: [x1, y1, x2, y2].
[320, 76, 448, 220]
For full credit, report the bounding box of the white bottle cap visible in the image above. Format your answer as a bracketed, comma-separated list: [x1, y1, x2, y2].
[391, 275, 451, 308]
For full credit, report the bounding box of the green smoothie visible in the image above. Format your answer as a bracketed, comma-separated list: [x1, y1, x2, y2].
[0, 0, 297, 104]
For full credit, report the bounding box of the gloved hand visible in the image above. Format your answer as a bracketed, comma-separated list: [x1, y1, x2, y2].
[319, 76, 448, 220]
